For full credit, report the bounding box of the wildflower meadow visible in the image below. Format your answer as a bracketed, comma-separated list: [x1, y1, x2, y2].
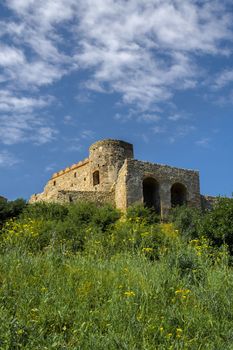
[0, 199, 233, 349]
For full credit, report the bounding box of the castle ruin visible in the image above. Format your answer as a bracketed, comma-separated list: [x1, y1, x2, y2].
[30, 139, 213, 217]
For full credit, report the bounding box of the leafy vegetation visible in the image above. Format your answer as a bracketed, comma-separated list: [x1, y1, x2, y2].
[0, 198, 233, 349]
[0, 197, 26, 228]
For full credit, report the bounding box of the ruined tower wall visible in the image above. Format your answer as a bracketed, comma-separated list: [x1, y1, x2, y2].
[123, 159, 201, 217]
[115, 160, 128, 211]
[89, 139, 134, 192]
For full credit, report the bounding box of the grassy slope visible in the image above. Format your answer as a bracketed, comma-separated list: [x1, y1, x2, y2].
[0, 203, 233, 349]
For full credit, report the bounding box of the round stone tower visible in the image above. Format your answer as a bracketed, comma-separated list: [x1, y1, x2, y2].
[89, 139, 134, 191]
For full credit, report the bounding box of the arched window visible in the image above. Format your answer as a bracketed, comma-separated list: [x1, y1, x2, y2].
[93, 170, 100, 186]
[143, 177, 160, 214]
[53, 180, 56, 186]
[171, 183, 187, 207]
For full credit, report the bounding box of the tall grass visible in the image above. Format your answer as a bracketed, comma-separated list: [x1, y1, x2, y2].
[0, 202, 233, 349]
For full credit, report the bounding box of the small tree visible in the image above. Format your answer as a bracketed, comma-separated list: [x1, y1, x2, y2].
[201, 197, 233, 252]
[0, 197, 26, 227]
[169, 205, 202, 240]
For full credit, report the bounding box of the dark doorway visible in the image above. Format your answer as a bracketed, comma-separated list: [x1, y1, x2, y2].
[143, 177, 160, 214]
[171, 183, 187, 207]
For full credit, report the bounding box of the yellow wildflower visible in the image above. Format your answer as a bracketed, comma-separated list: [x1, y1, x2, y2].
[142, 247, 153, 253]
[124, 290, 135, 297]
[176, 328, 183, 338]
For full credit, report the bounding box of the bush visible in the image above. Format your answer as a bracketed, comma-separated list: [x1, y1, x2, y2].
[126, 204, 160, 224]
[66, 202, 121, 231]
[169, 205, 202, 240]
[23, 202, 69, 221]
[1, 202, 121, 254]
[66, 202, 97, 228]
[0, 197, 26, 227]
[201, 197, 233, 253]
[91, 204, 121, 231]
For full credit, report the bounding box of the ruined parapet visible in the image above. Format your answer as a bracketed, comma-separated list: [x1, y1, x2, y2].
[51, 158, 89, 179]
[89, 139, 134, 192]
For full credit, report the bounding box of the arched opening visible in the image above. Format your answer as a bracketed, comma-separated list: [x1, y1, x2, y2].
[93, 170, 100, 186]
[143, 177, 160, 214]
[171, 183, 187, 207]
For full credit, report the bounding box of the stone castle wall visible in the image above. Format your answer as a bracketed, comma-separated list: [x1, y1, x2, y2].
[30, 139, 134, 203]
[30, 158, 91, 202]
[30, 138, 209, 216]
[113, 159, 201, 217]
[56, 190, 115, 205]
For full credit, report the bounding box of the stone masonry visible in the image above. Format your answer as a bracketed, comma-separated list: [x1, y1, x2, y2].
[30, 139, 213, 218]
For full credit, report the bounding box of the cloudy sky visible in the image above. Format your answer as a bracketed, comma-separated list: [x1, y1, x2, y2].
[0, 0, 233, 200]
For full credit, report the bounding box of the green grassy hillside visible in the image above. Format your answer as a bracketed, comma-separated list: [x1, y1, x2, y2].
[1, 200, 233, 349]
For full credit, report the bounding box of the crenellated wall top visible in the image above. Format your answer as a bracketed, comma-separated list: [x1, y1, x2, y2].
[51, 158, 89, 179]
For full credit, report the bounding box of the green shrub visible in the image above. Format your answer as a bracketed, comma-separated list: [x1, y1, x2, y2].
[66, 202, 97, 228]
[0, 197, 26, 227]
[169, 205, 202, 240]
[201, 197, 233, 253]
[91, 204, 121, 231]
[23, 202, 69, 221]
[126, 204, 160, 224]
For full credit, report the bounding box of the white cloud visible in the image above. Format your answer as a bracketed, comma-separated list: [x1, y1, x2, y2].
[63, 115, 73, 124]
[0, 0, 232, 131]
[0, 113, 57, 145]
[7, 0, 77, 27]
[45, 163, 57, 172]
[176, 125, 196, 137]
[15, 61, 66, 87]
[0, 150, 20, 167]
[80, 130, 95, 139]
[168, 114, 186, 122]
[34, 127, 58, 145]
[0, 44, 25, 66]
[139, 114, 161, 123]
[153, 126, 166, 134]
[167, 124, 196, 144]
[195, 137, 211, 147]
[74, 0, 232, 110]
[214, 69, 233, 89]
[0, 91, 57, 145]
[67, 145, 83, 152]
[0, 90, 50, 113]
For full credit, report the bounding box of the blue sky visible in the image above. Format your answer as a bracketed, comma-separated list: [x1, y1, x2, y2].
[0, 0, 233, 200]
